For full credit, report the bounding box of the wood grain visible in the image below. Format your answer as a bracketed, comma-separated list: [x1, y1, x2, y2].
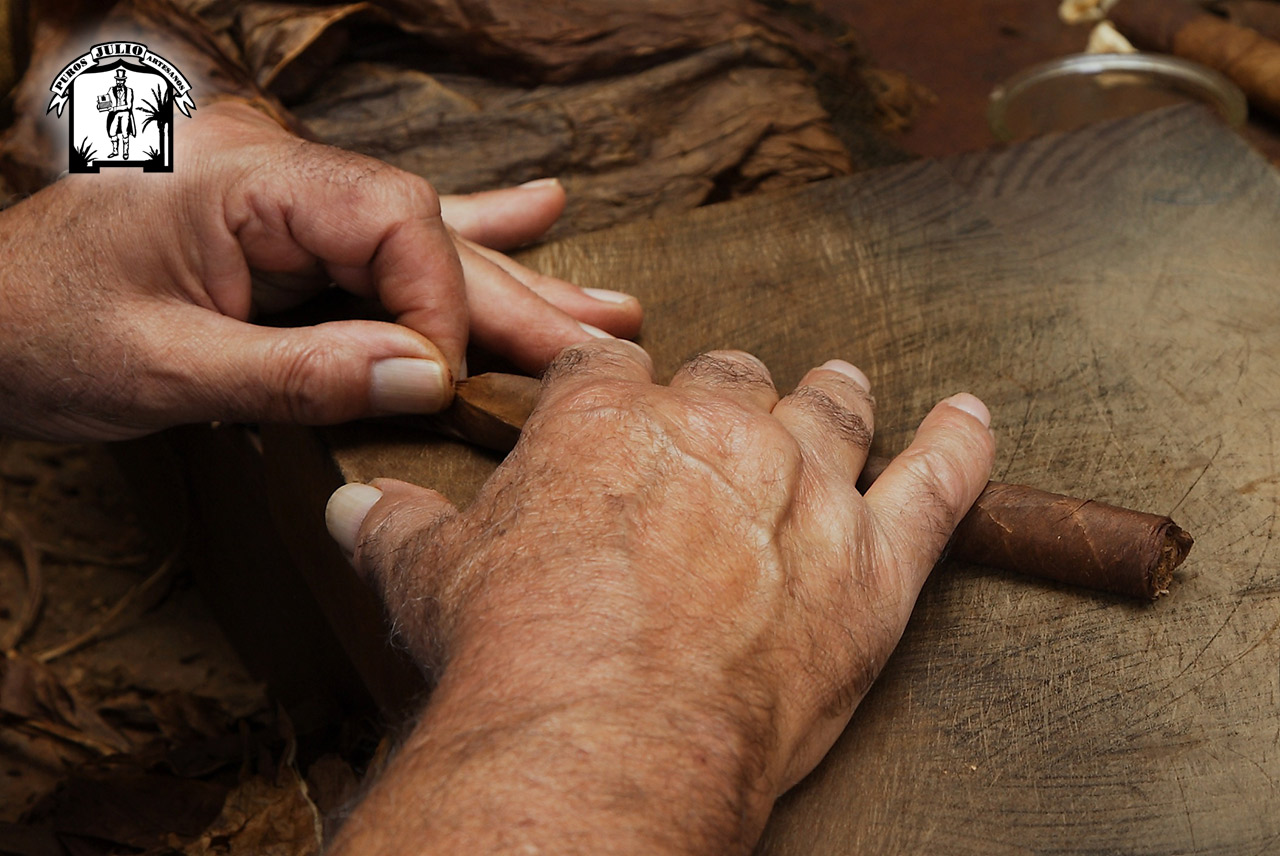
[264, 106, 1280, 852]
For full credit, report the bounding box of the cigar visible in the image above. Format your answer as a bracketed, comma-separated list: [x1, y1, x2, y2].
[1110, 0, 1280, 119]
[1209, 0, 1280, 44]
[420, 373, 1193, 599]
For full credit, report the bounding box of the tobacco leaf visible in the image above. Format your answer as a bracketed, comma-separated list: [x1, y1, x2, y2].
[304, 753, 359, 839]
[2, 0, 897, 236]
[232, 2, 380, 102]
[0, 652, 133, 756]
[295, 37, 853, 238]
[145, 690, 233, 743]
[229, 0, 864, 85]
[174, 766, 323, 856]
[0, 0, 108, 193]
[43, 770, 228, 851]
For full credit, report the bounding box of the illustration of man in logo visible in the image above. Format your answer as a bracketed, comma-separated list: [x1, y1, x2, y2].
[100, 67, 136, 159]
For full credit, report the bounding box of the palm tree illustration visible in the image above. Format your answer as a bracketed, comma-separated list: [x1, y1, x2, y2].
[138, 83, 174, 164]
[71, 137, 97, 172]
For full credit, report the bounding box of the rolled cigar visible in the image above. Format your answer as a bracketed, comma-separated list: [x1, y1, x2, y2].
[855, 457, 1193, 599]
[1110, 0, 1280, 118]
[420, 373, 1193, 599]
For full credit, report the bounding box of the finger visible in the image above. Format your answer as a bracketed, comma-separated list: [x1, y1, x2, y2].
[668, 351, 779, 412]
[538, 339, 655, 409]
[329, 477, 454, 581]
[230, 149, 468, 379]
[459, 236, 642, 337]
[458, 241, 630, 373]
[771, 360, 875, 482]
[142, 305, 453, 425]
[439, 178, 566, 249]
[327, 478, 458, 665]
[864, 394, 995, 609]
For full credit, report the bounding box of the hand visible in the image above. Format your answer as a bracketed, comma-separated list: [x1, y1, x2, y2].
[325, 342, 995, 853]
[0, 101, 640, 441]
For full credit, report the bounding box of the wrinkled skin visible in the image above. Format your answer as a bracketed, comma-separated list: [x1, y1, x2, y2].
[328, 342, 995, 854]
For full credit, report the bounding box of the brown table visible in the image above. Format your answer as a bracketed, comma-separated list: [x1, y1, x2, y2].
[252, 105, 1280, 852]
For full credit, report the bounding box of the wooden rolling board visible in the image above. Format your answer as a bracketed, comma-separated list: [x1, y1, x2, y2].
[264, 105, 1280, 852]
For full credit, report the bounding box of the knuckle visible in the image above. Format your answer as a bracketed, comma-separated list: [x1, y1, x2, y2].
[542, 340, 644, 386]
[265, 339, 341, 424]
[894, 447, 973, 533]
[679, 351, 774, 389]
[396, 171, 441, 218]
[787, 385, 872, 449]
[537, 378, 632, 428]
[296, 146, 441, 217]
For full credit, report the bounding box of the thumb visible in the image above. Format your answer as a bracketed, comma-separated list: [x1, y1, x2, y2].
[326, 478, 459, 666]
[150, 307, 454, 425]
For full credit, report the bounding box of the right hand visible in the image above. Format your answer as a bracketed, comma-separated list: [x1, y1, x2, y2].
[0, 101, 641, 441]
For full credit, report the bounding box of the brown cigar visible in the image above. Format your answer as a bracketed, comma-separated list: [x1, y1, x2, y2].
[421, 373, 1193, 600]
[1110, 0, 1280, 119]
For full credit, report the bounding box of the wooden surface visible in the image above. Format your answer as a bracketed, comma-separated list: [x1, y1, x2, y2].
[267, 105, 1280, 852]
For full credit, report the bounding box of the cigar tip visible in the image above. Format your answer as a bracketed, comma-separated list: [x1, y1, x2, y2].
[1148, 522, 1195, 599]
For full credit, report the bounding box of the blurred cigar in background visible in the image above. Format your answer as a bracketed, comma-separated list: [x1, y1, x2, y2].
[1110, 0, 1280, 118]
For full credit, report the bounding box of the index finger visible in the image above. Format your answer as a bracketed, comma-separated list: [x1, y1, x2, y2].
[231, 143, 468, 380]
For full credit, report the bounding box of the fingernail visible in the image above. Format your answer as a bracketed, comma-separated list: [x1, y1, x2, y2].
[582, 287, 636, 305]
[945, 393, 991, 428]
[819, 359, 871, 392]
[370, 358, 448, 413]
[519, 177, 561, 189]
[326, 483, 383, 556]
[579, 322, 616, 339]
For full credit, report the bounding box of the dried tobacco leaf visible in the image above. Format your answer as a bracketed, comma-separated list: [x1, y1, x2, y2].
[295, 38, 854, 237]
[0, 653, 133, 755]
[44, 770, 227, 851]
[3, 0, 893, 235]
[356, 0, 861, 83]
[177, 766, 323, 856]
[233, 2, 379, 101]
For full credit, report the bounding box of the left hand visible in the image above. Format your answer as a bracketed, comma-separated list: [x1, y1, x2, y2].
[0, 100, 641, 441]
[325, 343, 995, 852]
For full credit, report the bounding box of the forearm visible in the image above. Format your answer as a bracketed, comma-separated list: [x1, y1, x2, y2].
[329, 626, 779, 855]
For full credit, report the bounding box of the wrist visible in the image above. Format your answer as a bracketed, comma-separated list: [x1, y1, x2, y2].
[335, 618, 782, 855]
[456, 620, 782, 826]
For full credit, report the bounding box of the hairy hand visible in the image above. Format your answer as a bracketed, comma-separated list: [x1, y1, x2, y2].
[326, 342, 995, 853]
[0, 101, 640, 441]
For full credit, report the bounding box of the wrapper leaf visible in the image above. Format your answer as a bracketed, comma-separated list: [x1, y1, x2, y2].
[947, 482, 1193, 599]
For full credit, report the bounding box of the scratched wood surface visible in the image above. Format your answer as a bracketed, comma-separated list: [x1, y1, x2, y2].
[266, 105, 1280, 852]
